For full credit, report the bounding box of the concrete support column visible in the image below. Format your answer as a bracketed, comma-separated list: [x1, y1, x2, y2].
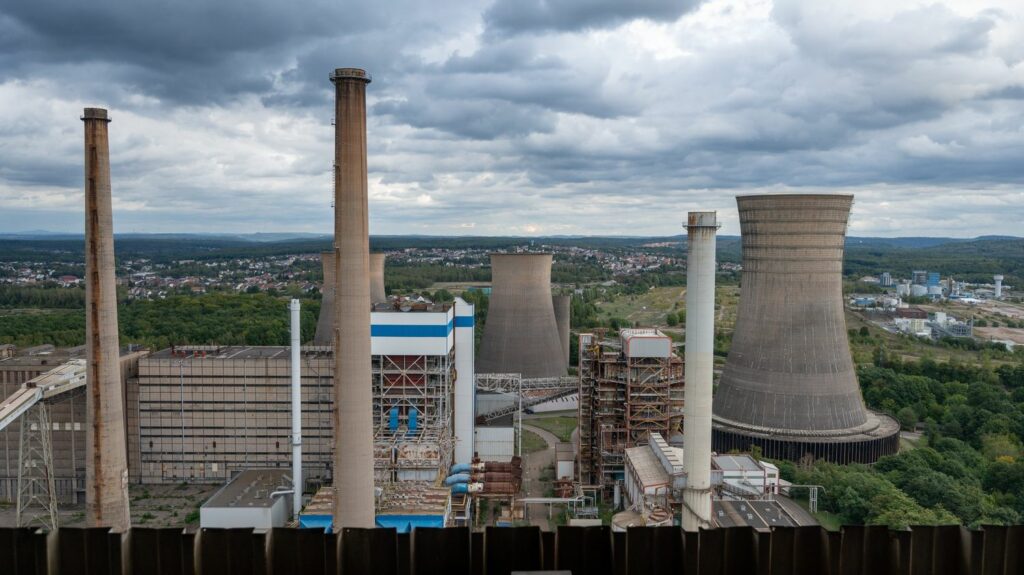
[681, 211, 718, 531]
[330, 68, 375, 528]
[82, 107, 131, 532]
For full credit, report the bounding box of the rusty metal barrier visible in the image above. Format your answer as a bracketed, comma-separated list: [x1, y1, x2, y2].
[1, 524, 1022, 575]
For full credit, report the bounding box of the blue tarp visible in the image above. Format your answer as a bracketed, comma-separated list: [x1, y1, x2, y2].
[299, 514, 445, 534]
[375, 514, 444, 533]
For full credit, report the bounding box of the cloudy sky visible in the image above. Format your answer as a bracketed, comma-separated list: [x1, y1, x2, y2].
[1, 0, 1022, 237]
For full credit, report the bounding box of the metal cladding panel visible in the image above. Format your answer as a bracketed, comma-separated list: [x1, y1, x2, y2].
[477, 254, 566, 378]
[621, 333, 671, 358]
[370, 309, 454, 356]
[453, 298, 476, 464]
[314, 251, 335, 346]
[475, 427, 515, 461]
[713, 194, 870, 435]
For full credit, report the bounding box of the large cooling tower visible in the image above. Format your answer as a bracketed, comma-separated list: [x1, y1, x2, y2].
[81, 108, 131, 531]
[370, 252, 386, 303]
[477, 254, 566, 379]
[711, 194, 899, 464]
[313, 251, 335, 346]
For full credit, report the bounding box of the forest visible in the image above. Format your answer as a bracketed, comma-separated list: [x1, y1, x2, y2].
[780, 356, 1024, 528]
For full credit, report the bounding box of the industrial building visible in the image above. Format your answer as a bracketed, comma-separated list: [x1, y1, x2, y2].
[130, 296, 475, 491]
[711, 194, 900, 464]
[477, 253, 567, 379]
[577, 329, 684, 496]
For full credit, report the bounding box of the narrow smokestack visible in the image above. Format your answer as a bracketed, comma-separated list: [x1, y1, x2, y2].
[681, 211, 718, 531]
[290, 299, 303, 522]
[81, 107, 131, 531]
[313, 251, 335, 345]
[552, 295, 571, 368]
[370, 252, 386, 303]
[330, 68, 375, 528]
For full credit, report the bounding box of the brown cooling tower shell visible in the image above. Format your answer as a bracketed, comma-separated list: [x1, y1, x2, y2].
[477, 254, 566, 379]
[711, 194, 899, 463]
[313, 251, 335, 346]
[370, 252, 386, 303]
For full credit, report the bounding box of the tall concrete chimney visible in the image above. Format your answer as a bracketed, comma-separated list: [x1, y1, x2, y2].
[712, 194, 899, 463]
[330, 68, 375, 528]
[477, 254, 565, 379]
[313, 251, 335, 346]
[552, 295, 571, 368]
[681, 211, 718, 531]
[370, 252, 386, 303]
[81, 107, 131, 531]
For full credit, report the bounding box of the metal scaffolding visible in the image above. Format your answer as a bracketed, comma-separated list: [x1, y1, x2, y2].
[577, 332, 684, 498]
[16, 403, 58, 530]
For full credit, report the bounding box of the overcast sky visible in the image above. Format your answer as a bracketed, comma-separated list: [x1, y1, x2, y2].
[1, 0, 1022, 237]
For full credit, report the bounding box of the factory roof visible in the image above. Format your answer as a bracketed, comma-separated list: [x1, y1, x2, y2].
[713, 454, 763, 473]
[202, 469, 293, 510]
[149, 346, 295, 360]
[625, 445, 670, 489]
[714, 500, 796, 530]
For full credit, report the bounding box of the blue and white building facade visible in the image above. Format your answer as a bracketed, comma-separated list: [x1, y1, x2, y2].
[370, 299, 475, 483]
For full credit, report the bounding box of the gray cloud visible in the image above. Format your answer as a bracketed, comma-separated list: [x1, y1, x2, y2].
[1, 0, 1023, 237]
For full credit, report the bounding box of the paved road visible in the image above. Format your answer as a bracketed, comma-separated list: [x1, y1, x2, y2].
[522, 424, 559, 529]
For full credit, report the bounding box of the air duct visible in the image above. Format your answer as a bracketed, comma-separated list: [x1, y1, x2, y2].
[711, 194, 899, 463]
[477, 254, 565, 379]
[81, 107, 131, 531]
[330, 67, 375, 528]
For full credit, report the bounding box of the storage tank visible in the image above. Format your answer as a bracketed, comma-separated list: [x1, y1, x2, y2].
[477, 254, 566, 378]
[910, 285, 928, 297]
[711, 194, 899, 464]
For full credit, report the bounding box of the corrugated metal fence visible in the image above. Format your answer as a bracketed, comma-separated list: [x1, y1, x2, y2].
[1, 524, 1022, 575]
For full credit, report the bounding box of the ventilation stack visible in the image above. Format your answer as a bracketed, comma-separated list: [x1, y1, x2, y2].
[552, 295, 571, 368]
[477, 254, 566, 379]
[313, 251, 335, 346]
[330, 68, 375, 528]
[81, 108, 131, 531]
[711, 194, 899, 463]
[370, 252, 386, 303]
[681, 211, 718, 530]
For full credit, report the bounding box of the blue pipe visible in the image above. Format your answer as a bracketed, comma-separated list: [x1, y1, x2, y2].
[450, 463, 472, 474]
[443, 473, 471, 486]
[450, 483, 469, 494]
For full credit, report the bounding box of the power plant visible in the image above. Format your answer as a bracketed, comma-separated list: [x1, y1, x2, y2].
[711, 194, 899, 463]
[81, 108, 132, 532]
[477, 254, 566, 378]
[330, 67, 375, 527]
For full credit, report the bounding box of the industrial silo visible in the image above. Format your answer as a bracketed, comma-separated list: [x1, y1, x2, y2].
[477, 254, 566, 379]
[711, 194, 899, 463]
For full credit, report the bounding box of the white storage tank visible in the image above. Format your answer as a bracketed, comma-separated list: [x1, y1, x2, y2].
[910, 285, 928, 297]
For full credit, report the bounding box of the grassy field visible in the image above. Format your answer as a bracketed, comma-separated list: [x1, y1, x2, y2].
[526, 416, 577, 442]
[521, 430, 548, 454]
[591, 285, 741, 333]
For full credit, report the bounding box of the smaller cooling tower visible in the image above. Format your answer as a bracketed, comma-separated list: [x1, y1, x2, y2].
[552, 295, 571, 367]
[313, 251, 336, 346]
[370, 253, 386, 303]
[477, 254, 566, 379]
